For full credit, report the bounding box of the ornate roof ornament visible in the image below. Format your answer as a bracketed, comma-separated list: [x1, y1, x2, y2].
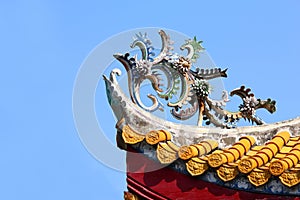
[113, 30, 276, 128]
[102, 29, 300, 197]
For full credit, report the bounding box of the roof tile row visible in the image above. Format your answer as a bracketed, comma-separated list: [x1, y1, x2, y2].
[120, 124, 300, 187]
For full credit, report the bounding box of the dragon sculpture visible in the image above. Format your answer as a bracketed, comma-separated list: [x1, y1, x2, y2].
[113, 30, 276, 128]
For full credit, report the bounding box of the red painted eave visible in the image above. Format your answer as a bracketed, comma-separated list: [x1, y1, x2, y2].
[126, 148, 300, 200]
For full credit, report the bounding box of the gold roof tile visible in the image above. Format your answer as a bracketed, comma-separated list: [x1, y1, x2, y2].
[211, 150, 223, 154]
[286, 140, 298, 147]
[178, 145, 198, 160]
[290, 136, 300, 141]
[279, 170, 300, 187]
[248, 168, 271, 186]
[157, 142, 176, 153]
[146, 130, 172, 145]
[269, 143, 300, 176]
[122, 125, 145, 144]
[238, 131, 291, 174]
[274, 153, 286, 159]
[268, 158, 280, 163]
[259, 165, 270, 171]
[226, 162, 238, 167]
[280, 146, 293, 153]
[250, 145, 264, 152]
[178, 140, 218, 160]
[156, 142, 178, 164]
[264, 162, 271, 167]
[166, 141, 179, 152]
[245, 151, 256, 157]
[186, 157, 208, 176]
[292, 166, 300, 171]
[235, 159, 242, 164]
[217, 164, 239, 182]
[121, 125, 300, 187]
[208, 136, 255, 168]
[201, 156, 209, 161]
[191, 157, 207, 163]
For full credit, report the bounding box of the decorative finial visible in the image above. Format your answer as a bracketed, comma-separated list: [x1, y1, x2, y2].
[113, 30, 276, 128]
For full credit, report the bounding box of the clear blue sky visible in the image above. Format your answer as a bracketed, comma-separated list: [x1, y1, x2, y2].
[1, 1, 300, 199]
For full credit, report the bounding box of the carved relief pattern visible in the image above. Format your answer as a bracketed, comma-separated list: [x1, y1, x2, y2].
[279, 170, 300, 187]
[145, 130, 171, 145]
[208, 153, 224, 168]
[217, 165, 239, 182]
[157, 143, 178, 164]
[186, 158, 208, 176]
[145, 131, 160, 145]
[238, 159, 254, 174]
[248, 169, 271, 186]
[178, 146, 193, 160]
[269, 161, 285, 176]
[122, 125, 145, 144]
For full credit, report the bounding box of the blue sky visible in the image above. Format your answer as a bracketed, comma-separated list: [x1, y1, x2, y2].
[1, 1, 300, 199]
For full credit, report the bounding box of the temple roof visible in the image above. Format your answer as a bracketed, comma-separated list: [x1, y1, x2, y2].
[119, 124, 300, 189]
[104, 29, 300, 197]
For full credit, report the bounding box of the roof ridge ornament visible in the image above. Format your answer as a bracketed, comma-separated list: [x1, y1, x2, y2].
[113, 29, 276, 128]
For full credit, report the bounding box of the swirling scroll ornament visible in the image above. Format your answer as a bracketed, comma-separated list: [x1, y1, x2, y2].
[112, 30, 276, 128]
